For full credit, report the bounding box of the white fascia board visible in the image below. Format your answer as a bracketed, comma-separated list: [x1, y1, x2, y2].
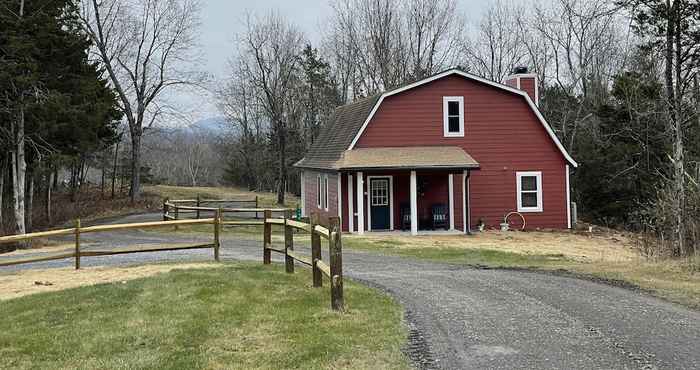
[346, 69, 578, 168]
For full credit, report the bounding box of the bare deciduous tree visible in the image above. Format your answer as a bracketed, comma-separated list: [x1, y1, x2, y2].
[327, 0, 463, 98]
[462, 1, 528, 82]
[80, 0, 202, 202]
[238, 12, 305, 204]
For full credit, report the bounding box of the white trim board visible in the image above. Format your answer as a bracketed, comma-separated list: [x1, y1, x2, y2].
[566, 165, 571, 229]
[346, 68, 577, 167]
[348, 174, 354, 233]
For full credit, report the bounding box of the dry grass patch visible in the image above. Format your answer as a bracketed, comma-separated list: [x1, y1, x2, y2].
[144, 185, 299, 208]
[0, 262, 223, 300]
[347, 229, 636, 263]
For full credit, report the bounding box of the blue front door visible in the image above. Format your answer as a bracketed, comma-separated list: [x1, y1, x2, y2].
[370, 178, 391, 230]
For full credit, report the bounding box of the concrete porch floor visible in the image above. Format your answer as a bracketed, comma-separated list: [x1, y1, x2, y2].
[349, 229, 466, 236]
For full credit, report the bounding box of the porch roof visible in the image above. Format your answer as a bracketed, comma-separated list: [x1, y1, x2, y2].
[335, 146, 479, 170]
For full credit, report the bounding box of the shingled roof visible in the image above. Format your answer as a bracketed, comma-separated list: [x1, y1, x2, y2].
[294, 68, 577, 170]
[294, 94, 380, 170]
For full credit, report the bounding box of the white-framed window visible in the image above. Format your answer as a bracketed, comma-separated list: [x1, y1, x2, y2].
[443, 96, 464, 137]
[317, 174, 322, 209]
[324, 174, 329, 211]
[516, 171, 543, 212]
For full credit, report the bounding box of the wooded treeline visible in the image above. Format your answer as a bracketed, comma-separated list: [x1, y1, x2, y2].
[219, 0, 700, 257]
[1, 0, 201, 239]
[0, 0, 122, 237]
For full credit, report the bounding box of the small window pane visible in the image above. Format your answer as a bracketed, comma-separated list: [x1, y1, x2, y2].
[521, 192, 538, 207]
[448, 101, 460, 116]
[448, 117, 460, 132]
[521, 176, 537, 191]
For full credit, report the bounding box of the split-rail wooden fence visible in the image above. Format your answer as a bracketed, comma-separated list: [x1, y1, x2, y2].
[0, 198, 344, 311]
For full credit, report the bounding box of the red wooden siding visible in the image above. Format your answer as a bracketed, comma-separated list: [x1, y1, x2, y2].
[354, 75, 568, 229]
[303, 170, 339, 226]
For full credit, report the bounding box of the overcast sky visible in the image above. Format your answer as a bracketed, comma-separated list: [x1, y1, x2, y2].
[179, 0, 490, 126]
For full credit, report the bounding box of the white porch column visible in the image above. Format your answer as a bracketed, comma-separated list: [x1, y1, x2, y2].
[410, 170, 418, 235]
[566, 165, 571, 229]
[356, 172, 364, 234]
[448, 174, 455, 230]
[462, 170, 469, 233]
[348, 174, 354, 233]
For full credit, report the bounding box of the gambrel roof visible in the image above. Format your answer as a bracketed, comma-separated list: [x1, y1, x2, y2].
[294, 68, 577, 170]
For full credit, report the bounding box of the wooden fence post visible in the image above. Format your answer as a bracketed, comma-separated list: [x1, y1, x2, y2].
[74, 219, 81, 270]
[310, 213, 322, 287]
[329, 217, 344, 311]
[163, 198, 169, 221]
[263, 209, 271, 264]
[214, 208, 221, 262]
[174, 204, 179, 231]
[255, 196, 259, 219]
[196, 195, 201, 219]
[284, 209, 294, 273]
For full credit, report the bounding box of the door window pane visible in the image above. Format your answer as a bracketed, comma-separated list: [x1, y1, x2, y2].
[371, 180, 388, 206]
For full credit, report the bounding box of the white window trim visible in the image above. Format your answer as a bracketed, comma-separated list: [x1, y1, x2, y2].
[324, 174, 329, 211]
[442, 96, 465, 137]
[516, 171, 543, 213]
[317, 174, 322, 209]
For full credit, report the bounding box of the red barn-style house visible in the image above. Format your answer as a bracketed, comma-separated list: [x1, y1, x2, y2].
[294, 68, 577, 235]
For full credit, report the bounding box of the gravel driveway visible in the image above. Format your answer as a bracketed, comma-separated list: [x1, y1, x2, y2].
[2, 213, 699, 370]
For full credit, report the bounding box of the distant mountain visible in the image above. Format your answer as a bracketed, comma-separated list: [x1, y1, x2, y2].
[187, 116, 228, 134]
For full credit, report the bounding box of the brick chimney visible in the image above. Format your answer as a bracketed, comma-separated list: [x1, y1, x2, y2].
[505, 67, 539, 106]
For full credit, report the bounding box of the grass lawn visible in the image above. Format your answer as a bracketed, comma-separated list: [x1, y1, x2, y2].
[0, 262, 408, 370]
[341, 231, 700, 310]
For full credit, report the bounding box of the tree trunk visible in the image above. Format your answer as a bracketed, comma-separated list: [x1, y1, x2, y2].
[111, 140, 119, 199]
[45, 170, 52, 225]
[12, 106, 27, 237]
[130, 133, 142, 203]
[25, 167, 33, 233]
[52, 165, 58, 191]
[101, 155, 106, 198]
[0, 158, 5, 233]
[276, 123, 287, 205]
[672, 5, 685, 256]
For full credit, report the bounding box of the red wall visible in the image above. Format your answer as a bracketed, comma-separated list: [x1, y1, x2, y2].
[303, 170, 339, 226]
[354, 75, 568, 229]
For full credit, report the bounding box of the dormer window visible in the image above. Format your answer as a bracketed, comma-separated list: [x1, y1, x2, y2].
[443, 96, 464, 137]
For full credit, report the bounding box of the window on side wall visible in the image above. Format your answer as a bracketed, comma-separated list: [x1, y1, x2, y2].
[516, 171, 542, 212]
[324, 175, 329, 211]
[443, 96, 464, 137]
[317, 174, 322, 209]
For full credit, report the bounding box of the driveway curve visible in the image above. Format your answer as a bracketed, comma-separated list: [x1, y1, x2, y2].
[1, 213, 699, 370]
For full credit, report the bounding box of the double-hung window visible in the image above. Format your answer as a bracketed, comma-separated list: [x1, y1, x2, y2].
[516, 171, 543, 212]
[317, 174, 322, 209]
[443, 96, 464, 137]
[324, 175, 329, 211]
[317, 174, 329, 210]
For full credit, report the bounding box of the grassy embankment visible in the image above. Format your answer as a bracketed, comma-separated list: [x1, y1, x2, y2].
[0, 262, 408, 370]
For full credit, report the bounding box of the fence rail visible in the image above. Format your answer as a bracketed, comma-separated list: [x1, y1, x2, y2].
[0, 201, 344, 311]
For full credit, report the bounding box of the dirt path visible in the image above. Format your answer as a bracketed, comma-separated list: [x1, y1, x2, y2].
[2, 213, 699, 369]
